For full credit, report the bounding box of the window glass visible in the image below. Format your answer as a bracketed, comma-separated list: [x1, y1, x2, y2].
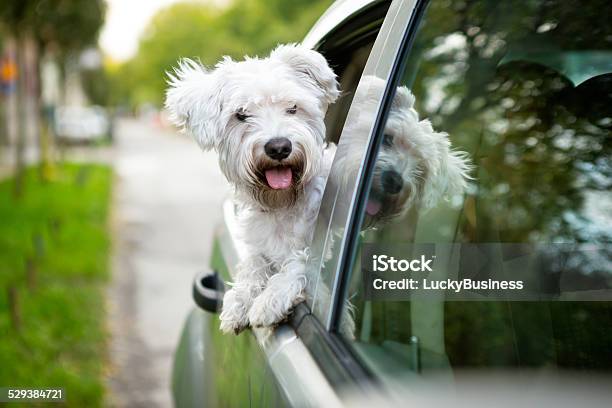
[339, 0, 612, 384]
[305, 1, 395, 322]
[306, 39, 378, 322]
[323, 43, 375, 144]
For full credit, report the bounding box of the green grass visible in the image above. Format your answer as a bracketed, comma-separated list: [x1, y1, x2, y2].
[0, 163, 112, 407]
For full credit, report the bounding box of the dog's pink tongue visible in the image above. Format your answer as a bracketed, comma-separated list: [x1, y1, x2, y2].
[265, 167, 293, 190]
[366, 199, 382, 216]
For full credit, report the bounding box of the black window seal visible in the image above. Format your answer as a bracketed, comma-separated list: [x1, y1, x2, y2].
[290, 303, 369, 386]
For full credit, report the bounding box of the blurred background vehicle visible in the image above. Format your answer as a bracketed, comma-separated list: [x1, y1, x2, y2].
[54, 105, 111, 143]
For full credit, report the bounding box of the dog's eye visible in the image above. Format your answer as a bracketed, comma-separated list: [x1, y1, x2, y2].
[235, 111, 249, 122]
[286, 105, 297, 115]
[382, 133, 394, 147]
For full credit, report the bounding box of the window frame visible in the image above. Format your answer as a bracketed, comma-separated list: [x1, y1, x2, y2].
[290, 0, 430, 386]
[304, 0, 396, 322]
[306, 0, 432, 380]
[327, 0, 430, 336]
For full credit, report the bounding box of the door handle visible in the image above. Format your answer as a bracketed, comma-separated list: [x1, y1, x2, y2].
[192, 270, 225, 313]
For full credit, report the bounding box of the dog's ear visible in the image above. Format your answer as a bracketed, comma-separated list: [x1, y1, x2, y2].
[271, 43, 340, 108]
[393, 86, 415, 110]
[421, 130, 473, 209]
[165, 58, 222, 150]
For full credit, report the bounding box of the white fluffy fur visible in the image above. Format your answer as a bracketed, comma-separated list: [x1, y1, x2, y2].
[166, 44, 339, 334]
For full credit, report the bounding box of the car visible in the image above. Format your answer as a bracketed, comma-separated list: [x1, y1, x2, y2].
[54, 105, 110, 143]
[172, 0, 612, 406]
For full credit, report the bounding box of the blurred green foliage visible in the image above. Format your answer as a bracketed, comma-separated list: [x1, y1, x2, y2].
[108, 0, 333, 108]
[0, 0, 105, 49]
[81, 67, 111, 106]
[0, 164, 112, 407]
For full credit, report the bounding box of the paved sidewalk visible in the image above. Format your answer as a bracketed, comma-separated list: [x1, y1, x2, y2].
[107, 118, 229, 407]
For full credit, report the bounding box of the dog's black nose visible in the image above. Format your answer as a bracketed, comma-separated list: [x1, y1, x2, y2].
[265, 137, 292, 161]
[381, 170, 403, 194]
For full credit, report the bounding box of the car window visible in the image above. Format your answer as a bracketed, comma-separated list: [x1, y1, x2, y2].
[303, 1, 398, 324]
[323, 42, 375, 144]
[306, 41, 380, 325]
[337, 0, 612, 385]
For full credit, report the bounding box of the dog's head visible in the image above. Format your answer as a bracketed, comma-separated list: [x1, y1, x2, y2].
[365, 84, 472, 225]
[165, 44, 339, 209]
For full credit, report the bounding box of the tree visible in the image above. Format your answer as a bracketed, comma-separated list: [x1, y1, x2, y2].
[0, 1, 35, 196]
[0, 0, 106, 193]
[110, 0, 333, 108]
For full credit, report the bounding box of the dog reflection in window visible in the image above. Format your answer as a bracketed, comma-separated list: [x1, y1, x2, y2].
[334, 76, 472, 229]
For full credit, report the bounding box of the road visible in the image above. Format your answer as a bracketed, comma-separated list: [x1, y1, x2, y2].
[107, 118, 229, 407]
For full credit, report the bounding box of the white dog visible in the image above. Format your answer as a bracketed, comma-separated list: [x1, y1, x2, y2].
[165, 44, 340, 334]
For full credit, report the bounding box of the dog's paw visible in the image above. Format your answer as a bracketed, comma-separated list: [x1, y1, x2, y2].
[248, 295, 286, 328]
[248, 296, 282, 328]
[219, 288, 250, 335]
[219, 314, 249, 335]
[248, 290, 303, 328]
